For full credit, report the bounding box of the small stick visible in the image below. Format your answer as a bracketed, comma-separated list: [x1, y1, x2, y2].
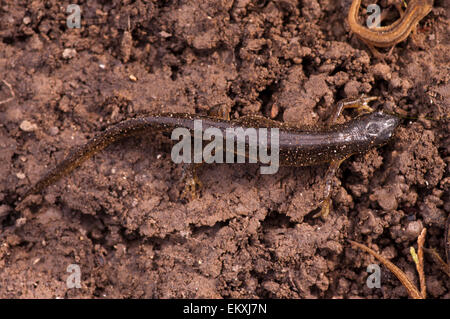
[412, 228, 427, 299]
[423, 247, 450, 277]
[348, 240, 423, 299]
[446, 215, 449, 267]
[0, 80, 15, 105]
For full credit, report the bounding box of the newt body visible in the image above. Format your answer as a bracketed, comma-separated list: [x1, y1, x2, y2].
[20, 98, 401, 217]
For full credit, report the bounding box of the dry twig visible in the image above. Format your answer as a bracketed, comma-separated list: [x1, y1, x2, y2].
[0, 80, 15, 105]
[410, 228, 427, 298]
[423, 247, 450, 277]
[348, 239, 424, 299]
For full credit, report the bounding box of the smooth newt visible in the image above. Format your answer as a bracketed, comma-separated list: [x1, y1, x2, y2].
[347, 0, 433, 57]
[19, 97, 401, 218]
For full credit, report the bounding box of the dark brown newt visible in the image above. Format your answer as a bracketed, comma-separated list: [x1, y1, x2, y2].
[19, 97, 401, 218]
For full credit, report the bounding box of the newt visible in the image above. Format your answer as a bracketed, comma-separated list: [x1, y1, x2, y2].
[347, 0, 434, 58]
[18, 96, 401, 218]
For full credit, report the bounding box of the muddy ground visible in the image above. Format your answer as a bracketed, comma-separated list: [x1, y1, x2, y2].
[0, 0, 448, 298]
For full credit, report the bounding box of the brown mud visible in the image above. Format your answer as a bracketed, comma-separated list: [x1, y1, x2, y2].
[0, 0, 448, 298]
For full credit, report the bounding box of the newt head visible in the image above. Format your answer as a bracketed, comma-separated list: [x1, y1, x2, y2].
[358, 111, 401, 146]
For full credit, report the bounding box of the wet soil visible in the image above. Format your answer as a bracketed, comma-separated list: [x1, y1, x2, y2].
[0, 0, 448, 298]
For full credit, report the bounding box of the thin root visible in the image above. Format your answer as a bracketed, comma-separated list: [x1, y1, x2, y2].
[423, 247, 450, 278]
[411, 228, 427, 299]
[348, 239, 423, 299]
[0, 80, 15, 105]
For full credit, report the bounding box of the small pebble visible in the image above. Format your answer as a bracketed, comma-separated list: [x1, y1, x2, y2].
[62, 48, 77, 59]
[270, 104, 279, 119]
[129, 74, 137, 82]
[405, 220, 423, 240]
[23, 16, 31, 25]
[49, 126, 59, 136]
[159, 31, 172, 38]
[20, 120, 38, 132]
[372, 63, 392, 81]
[15, 217, 27, 227]
[16, 172, 26, 179]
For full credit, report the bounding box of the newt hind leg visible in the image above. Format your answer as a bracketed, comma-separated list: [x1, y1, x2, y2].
[180, 103, 231, 200]
[181, 163, 203, 200]
[313, 157, 348, 219]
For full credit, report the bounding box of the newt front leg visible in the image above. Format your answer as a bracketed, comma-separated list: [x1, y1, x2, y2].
[316, 96, 378, 218]
[328, 95, 376, 124]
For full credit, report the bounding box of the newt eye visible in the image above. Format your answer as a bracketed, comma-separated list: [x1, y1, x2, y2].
[384, 118, 397, 129]
[365, 121, 381, 136]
